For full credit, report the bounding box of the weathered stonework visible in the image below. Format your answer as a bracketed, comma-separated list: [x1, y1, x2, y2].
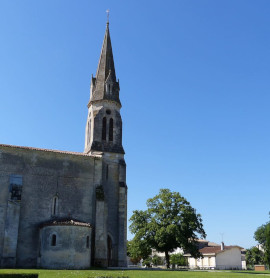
[0, 22, 127, 269]
[39, 221, 92, 269]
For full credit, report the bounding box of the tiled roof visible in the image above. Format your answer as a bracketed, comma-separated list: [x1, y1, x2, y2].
[208, 241, 220, 247]
[0, 143, 93, 157]
[199, 245, 242, 255]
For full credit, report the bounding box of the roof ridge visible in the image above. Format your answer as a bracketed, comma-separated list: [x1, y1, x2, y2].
[0, 143, 93, 157]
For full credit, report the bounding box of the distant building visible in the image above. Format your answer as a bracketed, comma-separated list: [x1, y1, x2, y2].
[184, 241, 243, 270]
[0, 22, 127, 269]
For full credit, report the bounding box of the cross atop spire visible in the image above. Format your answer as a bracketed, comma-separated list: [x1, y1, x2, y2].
[89, 22, 120, 106]
[106, 9, 110, 24]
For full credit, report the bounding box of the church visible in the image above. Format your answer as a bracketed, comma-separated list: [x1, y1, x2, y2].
[0, 22, 127, 269]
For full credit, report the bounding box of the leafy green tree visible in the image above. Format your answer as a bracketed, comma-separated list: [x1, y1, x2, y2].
[254, 224, 267, 247]
[170, 253, 188, 268]
[127, 238, 151, 265]
[129, 188, 206, 268]
[245, 247, 264, 267]
[254, 213, 270, 267]
[142, 256, 152, 267]
[152, 255, 163, 266]
[265, 224, 270, 267]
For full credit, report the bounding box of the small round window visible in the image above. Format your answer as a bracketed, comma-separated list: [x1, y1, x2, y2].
[106, 109, 111, 115]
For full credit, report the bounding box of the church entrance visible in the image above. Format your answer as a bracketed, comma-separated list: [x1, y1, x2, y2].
[107, 235, 113, 266]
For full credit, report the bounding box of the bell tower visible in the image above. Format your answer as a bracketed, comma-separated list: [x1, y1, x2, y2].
[84, 21, 127, 267]
[84, 22, 124, 155]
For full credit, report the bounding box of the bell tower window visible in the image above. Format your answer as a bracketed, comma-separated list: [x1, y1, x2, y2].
[109, 118, 113, 141]
[102, 117, 107, 141]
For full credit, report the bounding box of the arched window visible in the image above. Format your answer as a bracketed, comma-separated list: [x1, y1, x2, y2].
[52, 196, 58, 216]
[86, 236, 90, 248]
[102, 117, 107, 141]
[109, 118, 113, 141]
[51, 234, 56, 246]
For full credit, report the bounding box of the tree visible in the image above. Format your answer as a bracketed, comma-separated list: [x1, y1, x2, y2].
[254, 213, 270, 267]
[142, 256, 152, 267]
[265, 224, 270, 267]
[254, 224, 267, 247]
[127, 238, 151, 265]
[170, 253, 188, 268]
[245, 247, 264, 267]
[129, 188, 206, 268]
[152, 255, 163, 266]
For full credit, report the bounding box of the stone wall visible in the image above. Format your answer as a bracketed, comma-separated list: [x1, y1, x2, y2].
[85, 102, 124, 154]
[0, 145, 101, 268]
[0, 143, 127, 268]
[103, 152, 127, 267]
[40, 224, 92, 269]
[1, 200, 20, 267]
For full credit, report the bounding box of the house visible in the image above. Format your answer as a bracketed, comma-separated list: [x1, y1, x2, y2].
[185, 242, 243, 270]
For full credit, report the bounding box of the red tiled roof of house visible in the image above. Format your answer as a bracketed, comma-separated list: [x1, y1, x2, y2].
[199, 245, 242, 254]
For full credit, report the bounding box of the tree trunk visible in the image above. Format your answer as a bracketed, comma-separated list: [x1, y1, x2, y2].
[165, 250, 170, 269]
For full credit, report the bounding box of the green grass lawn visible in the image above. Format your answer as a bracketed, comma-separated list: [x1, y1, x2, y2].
[0, 269, 270, 278]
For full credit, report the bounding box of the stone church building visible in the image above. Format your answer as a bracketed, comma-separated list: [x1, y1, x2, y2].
[0, 22, 127, 269]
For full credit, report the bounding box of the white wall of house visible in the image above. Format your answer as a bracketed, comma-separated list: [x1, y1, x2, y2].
[188, 256, 216, 269]
[216, 248, 242, 270]
[187, 248, 242, 270]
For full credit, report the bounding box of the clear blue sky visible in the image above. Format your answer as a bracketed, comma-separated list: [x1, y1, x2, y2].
[0, 0, 270, 249]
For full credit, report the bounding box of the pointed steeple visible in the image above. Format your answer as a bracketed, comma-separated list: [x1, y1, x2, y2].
[84, 21, 124, 155]
[89, 23, 121, 106]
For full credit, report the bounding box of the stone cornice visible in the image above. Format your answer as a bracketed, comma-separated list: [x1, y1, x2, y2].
[87, 99, 122, 109]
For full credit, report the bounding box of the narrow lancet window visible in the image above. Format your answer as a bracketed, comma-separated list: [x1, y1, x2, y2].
[102, 117, 107, 141]
[52, 196, 58, 216]
[51, 234, 56, 246]
[106, 164, 109, 180]
[86, 236, 90, 248]
[109, 118, 113, 141]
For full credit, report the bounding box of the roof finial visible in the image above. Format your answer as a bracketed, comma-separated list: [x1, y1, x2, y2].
[106, 9, 110, 25]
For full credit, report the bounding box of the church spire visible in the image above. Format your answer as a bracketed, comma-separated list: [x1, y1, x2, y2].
[89, 22, 120, 106]
[84, 21, 124, 155]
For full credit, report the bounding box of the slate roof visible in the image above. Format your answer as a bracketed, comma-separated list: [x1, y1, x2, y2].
[89, 23, 121, 105]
